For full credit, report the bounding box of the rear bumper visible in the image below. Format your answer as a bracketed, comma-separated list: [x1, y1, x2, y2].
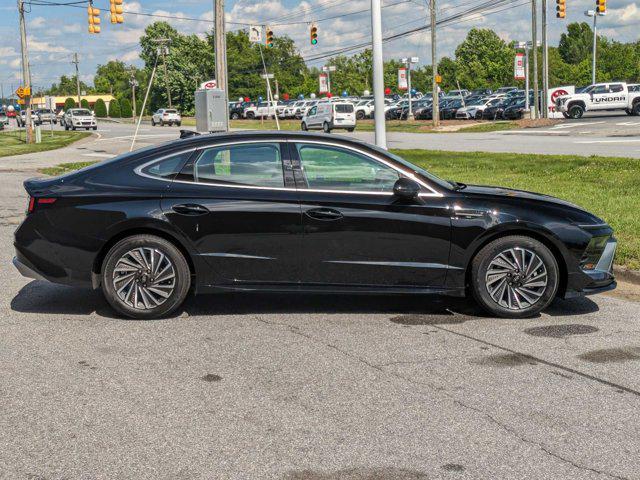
[13, 255, 47, 281]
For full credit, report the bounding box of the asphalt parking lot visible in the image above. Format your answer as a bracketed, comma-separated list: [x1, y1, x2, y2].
[1, 119, 640, 479]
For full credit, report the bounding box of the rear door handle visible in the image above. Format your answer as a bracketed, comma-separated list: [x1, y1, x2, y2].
[305, 208, 344, 221]
[172, 203, 210, 216]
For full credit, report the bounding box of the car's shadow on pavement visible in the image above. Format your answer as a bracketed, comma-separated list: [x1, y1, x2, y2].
[11, 280, 600, 321]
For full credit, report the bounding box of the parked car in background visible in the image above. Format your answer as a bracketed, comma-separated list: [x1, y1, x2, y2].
[301, 101, 356, 133]
[469, 88, 493, 97]
[228, 102, 245, 120]
[36, 108, 57, 125]
[439, 98, 465, 119]
[555, 82, 640, 118]
[244, 101, 278, 119]
[0, 112, 7, 129]
[503, 98, 527, 120]
[16, 110, 26, 127]
[152, 108, 182, 126]
[482, 97, 521, 120]
[456, 98, 499, 120]
[495, 86, 519, 95]
[355, 99, 374, 120]
[448, 89, 470, 98]
[62, 108, 97, 130]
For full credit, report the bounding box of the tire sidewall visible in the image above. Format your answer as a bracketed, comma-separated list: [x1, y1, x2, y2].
[569, 105, 584, 119]
[471, 236, 559, 318]
[101, 235, 191, 319]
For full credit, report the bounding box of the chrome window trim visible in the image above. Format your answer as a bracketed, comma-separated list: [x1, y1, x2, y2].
[133, 138, 444, 197]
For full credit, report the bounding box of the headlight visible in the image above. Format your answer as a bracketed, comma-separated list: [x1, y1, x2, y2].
[580, 235, 611, 271]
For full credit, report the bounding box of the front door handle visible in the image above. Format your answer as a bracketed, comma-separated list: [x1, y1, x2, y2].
[305, 208, 344, 221]
[172, 203, 210, 216]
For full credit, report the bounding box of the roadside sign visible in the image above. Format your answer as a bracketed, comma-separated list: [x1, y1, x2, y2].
[319, 73, 328, 94]
[44, 96, 55, 110]
[15, 86, 31, 98]
[398, 67, 408, 90]
[200, 80, 217, 89]
[249, 25, 262, 43]
[514, 53, 525, 80]
[435, 75, 442, 84]
[548, 85, 575, 118]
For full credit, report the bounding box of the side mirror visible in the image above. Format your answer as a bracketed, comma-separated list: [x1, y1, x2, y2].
[393, 177, 421, 199]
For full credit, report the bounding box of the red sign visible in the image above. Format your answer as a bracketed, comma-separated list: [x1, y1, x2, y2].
[514, 53, 525, 80]
[200, 79, 218, 89]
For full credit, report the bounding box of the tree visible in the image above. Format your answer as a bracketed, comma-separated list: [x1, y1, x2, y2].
[94, 98, 107, 117]
[80, 99, 90, 109]
[47, 75, 91, 96]
[64, 97, 76, 110]
[109, 98, 121, 117]
[120, 98, 132, 118]
[558, 22, 595, 65]
[453, 29, 516, 90]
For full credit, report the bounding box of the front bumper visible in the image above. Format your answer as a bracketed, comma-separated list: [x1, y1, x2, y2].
[565, 238, 617, 298]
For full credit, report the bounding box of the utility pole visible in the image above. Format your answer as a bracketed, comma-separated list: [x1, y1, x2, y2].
[531, 0, 539, 119]
[370, 0, 386, 148]
[430, 0, 439, 127]
[72, 53, 81, 107]
[214, 0, 229, 126]
[541, 0, 549, 118]
[18, 0, 34, 143]
[151, 38, 172, 108]
[585, 9, 602, 84]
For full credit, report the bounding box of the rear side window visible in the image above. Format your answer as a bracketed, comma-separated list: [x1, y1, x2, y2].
[610, 84, 624, 93]
[335, 104, 354, 113]
[191, 143, 284, 188]
[142, 150, 194, 179]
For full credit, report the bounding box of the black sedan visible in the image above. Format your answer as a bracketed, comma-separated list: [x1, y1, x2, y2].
[13, 131, 616, 319]
[503, 99, 527, 120]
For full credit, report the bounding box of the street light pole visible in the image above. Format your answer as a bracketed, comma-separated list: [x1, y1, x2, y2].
[541, 0, 549, 118]
[531, 0, 539, 119]
[584, 10, 600, 84]
[214, 0, 229, 126]
[430, 0, 439, 127]
[17, 0, 33, 143]
[72, 53, 81, 107]
[370, 0, 387, 148]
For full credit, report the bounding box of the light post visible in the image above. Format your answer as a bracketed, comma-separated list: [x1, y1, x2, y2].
[401, 56, 419, 120]
[584, 9, 605, 84]
[518, 40, 540, 119]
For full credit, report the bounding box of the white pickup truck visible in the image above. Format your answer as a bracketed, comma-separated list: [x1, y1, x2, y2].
[555, 82, 640, 119]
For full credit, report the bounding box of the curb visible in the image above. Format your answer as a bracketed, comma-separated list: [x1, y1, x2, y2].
[614, 265, 640, 286]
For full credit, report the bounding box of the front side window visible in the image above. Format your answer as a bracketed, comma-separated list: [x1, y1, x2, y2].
[308, 106, 317, 116]
[192, 143, 284, 188]
[593, 85, 609, 94]
[296, 143, 399, 192]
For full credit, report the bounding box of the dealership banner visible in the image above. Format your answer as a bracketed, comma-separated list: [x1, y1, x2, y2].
[319, 74, 328, 94]
[514, 53, 525, 80]
[547, 85, 575, 118]
[398, 67, 408, 90]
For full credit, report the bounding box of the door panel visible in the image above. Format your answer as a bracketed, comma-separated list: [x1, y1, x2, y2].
[161, 142, 302, 286]
[291, 142, 452, 287]
[297, 192, 452, 287]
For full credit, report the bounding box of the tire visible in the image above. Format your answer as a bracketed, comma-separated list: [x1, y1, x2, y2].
[470, 235, 559, 319]
[64, 123, 69, 131]
[475, 111, 483, 120]
[177, 122, 181, 127]
[231, 112, 240, 120]
[101, 235, 191, 319]
[562, 112, 571, 119]
[301, 122, 308, 131]
[72, 126, 76, 131]
[356, 110, 365, 120]
[633, 102, 640, 116]
[151, 119, 156, 126]
[246, 111, 255, 119]
[347, 127, 355, 132]
[568, 104, 584, 119]
[93, 126, 97, 130]
[322, 122, 331, 133]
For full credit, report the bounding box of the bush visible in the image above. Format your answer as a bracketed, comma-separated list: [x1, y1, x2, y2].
[120, 98, 132, 118]
[64, 97, 76, 110]
[80, 98, 90, 109]
[94, 98, 107, 117]
[108, 98, 121, 118]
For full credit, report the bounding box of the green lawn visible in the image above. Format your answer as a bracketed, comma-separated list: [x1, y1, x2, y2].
[38, 149, 639, 269]
[395, 149, 639, 270]
[458, 121, 519, 133]
[39, 161, 97, 176]
[0, 130, 90, 157]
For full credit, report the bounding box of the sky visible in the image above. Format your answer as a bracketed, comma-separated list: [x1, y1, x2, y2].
[0, 0, 639, 95]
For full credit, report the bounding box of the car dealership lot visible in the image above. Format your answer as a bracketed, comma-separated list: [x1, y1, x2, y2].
[1, 129, 640, 478]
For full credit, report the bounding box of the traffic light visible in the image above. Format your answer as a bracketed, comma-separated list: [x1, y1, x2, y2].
[87, 1, 101, 34]
[596, 0, 606, 14]
[110, 0, 124, 24]
[310, 24, 318, 45]
[265, 27, 274, 48]
[556, 0, 566, 18]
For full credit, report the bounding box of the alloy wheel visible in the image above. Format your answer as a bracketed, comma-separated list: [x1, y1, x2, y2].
[112, 247, 176, 310]
[485, 247, 548, 311]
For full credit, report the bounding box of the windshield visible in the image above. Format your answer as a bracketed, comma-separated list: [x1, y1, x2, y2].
[73, 109, 92, 116]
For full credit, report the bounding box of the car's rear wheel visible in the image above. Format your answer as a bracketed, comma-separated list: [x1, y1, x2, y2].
[633, 102, 640, 116]
[301, 122, 308, 131]
[323, 122, 331, 133]
[101, 235, 191, 319]
[471, 235, 559, 318]
[356, 110, 365, 120]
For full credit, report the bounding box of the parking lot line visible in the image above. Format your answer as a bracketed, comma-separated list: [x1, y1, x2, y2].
[574, 139, 640, 144]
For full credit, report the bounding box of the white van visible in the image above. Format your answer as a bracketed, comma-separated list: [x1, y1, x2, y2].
[301, 101, 356, 133]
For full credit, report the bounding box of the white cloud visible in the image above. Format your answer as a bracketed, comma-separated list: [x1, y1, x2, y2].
[10, 58, 22, 68]
[29, 16, 47, 29]
[0, 46, 18, 56]
[63, 24, 82, 33]
[27, 37, 70, 53]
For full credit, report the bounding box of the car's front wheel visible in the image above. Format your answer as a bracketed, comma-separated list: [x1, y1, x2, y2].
[101, 235, 191, 319]
[471, 235, 559, 318]
[568, 104, 584, 119]
[301, 122, 308, 131]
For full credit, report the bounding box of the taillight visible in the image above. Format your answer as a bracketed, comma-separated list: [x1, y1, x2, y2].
[26, 197, 57, 214]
